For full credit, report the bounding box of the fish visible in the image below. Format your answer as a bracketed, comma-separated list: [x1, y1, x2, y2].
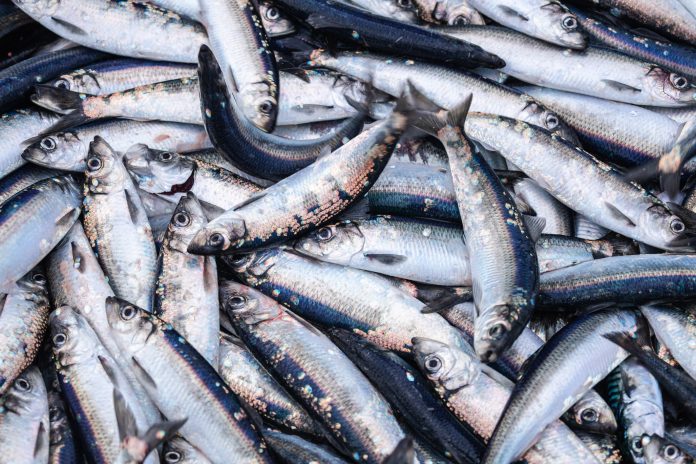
[42, 359, 82, 464]
[411, 338, 599, 464]
[481, 309, 645, 464]
[226, 247, 470, 353]
[22, 119, 211, 172]
[442, 26, 696, 107]
[218, 333, 322, 437]
[124, 144, 263, 211]
[0, 268, 50, 395]
[329, 329, 485, 464]
[464, 0, 588, 48]
[411, 0, 485, 25]
[577, 432, 623, 464]
[643, 434, 695, 464]
[641, 304, 696, 380]
[0, 164, 57, 206]
[105, 296, 274, 464]
[39, 59, 197, 96]
[413, 95, 539, 362]
[13, 0, 209, 63]
[0, 109, 59, 180]
[50, 305, 159, 464]
[197, 46, 367, 181]
[511, 177, 574, 236]
[0, 174, 81, 292]
[0, 366, 49, 464]
[220, 280, 406, 463]
[263, 430, 349, 464]
[162, 437, 212, 464]
[257, 1, 296, 37]
[145, 0, 201, 20]
[155, 193, 220, 366]
[82, 136, 158, 312]
[198, 0, 279, 132]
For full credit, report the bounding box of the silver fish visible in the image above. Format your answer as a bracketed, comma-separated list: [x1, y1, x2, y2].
[641, 304, 696, 381]
[82, 137, 157, 312]
[412, 0, 485, 25]
[162, 437, 212, 464]
[258, 1, 296, 37]
[0, 109, 59, 180]
[512, 177, 574, 236]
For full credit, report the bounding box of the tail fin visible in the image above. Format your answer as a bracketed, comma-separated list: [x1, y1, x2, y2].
[383, 437, 415, 464]
[31, 84, 83, 114]
[603, 330, 651, 358]
[406, 82, 472, 137]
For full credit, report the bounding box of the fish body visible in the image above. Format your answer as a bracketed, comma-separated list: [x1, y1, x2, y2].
[263, 430, 349, 464]
[0, 109, 59, 180]
[641, 304, 696, 380]
[0, 164, 57, 206]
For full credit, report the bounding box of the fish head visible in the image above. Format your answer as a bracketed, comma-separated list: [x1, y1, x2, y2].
[644, 68, 696, 105]
[643, 435, 693, 464]
[219, 280, 283, 325]
[519, 98, 578, 143]
[239, 84, 278, 134]
[84, 136, 128, 193]
[163, 437, 199, 463]
[2, 366, 46, 418]
[47, 70, 100, 95]
[22, 131, 86, 171]
[124, 144, 194, 194]
[11, 0, 60, 17]
[166, 193, 208, 252]
[639, 203, 692, 250]
[294, 221, 364, 264]
[104, 297, 156, 354]
[12, 267, 50, 304]
[258, 1, 296, 37]
[412, 337, 480, 391]
[473, 302, 526, 363]
[566, 394, 617, 435]
[415, 0, 484, 25]
[187, 215, 245, 254]
[532, 3, 587, 50]
[50, 306, 96, 367]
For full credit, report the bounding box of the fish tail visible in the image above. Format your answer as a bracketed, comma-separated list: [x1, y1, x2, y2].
[32, 84, 83, 113]
[406, 81, 472, 136]
[603, 329, 651, 357]
[383, 437, 415, 464]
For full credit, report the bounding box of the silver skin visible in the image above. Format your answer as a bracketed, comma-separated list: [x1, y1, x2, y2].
[146, 0, 201, 19]
[218, 334, 320, 436]
[575, 215, 611, 241]
[576, 432, 623, 464]
[442, 27, 696, 107]
[105, 298, 273, 464]
[11, 0, 209, 63]
[308, 49, 577, 141]
[464, 114, 690, 251]
[138, 188, 177, 219]
[124, 145, 262, 211]
[616, 357, 665, 464]
[481, 310, 643, 464]
[411, 338, 598, 464]
[262, 430, 348, 464]
[40, 60, 197, 97]
[641, 304, 696, 380]
[442, 302, 618, 435]
[258, 1, 295, 37]
[229, 248, 471, 353]
[47, 222, 160, 425]
[0, 109, 59, 180]
[272, 120, 346, 140]
[0, 175, 81, 293]
[221, 281, 406, 463]
[0, 367, 49, 464]
[162, 437, 212, 464]
[22, 120, 211, 172]
[522, 86, 683, 167]
[82, 137, 157, 312]
[465, 0, 587, 49]
[50, 306, 158, 464]
[411, 0, 484, 25]
[0, 268, 50, 396]
[156, 193, 219, 366]
[652, 106, 696, 124]
[295, 216, 472, 286]
[343, 0, 421, 23]
[0, 165, 58, 206]
[390, 136, 449, 167]
[513, 178, 574, 236]
[643, 435, 694, 464]
[198, 0, 278, 132]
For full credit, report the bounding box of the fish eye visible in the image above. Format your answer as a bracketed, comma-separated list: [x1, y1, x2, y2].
[581, 408, 598, 423]
[159, 151, 175, 162]
[545, 113, 559, 130]
[397, 0, 412, 8]
[452, 15, 468, 25]
[631, 436, 643, 452]
[664, 444, 680, 460]
[164, 451, 181, 463]
[120, 305, 137, 320]
[424, 355, 442, 373]
[670, 74, 689, 90]
[258, 101, 274, 114]
[265, 6, 279, 20]
[562, 15, 578, 31]
[488, 323, 507, 340]
[52, 333, 67, 347]
[14, 377, 31, 392]
[32, 273, 46, 284]
[208, 232, 225, 247]
[670, 218, 685, 234]
[86, 157, 102, 171]
[316, 227, 333, 241]
[40, 137, 57, 151]
[173, 212, 191, 227]
[228, 294, 247, 310]
[54, 79, 70, 90]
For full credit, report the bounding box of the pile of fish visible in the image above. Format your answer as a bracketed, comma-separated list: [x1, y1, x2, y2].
[4, 0, 696, 462]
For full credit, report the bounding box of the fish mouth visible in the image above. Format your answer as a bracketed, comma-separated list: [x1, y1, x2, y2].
[22, 148, 52, 166]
